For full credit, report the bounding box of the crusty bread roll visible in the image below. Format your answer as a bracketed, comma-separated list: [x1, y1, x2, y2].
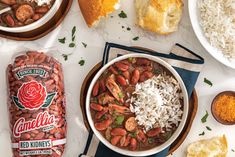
[187, 135, 228, 157]
[135, 0, 183, 35]
[78, 0, 120, 27]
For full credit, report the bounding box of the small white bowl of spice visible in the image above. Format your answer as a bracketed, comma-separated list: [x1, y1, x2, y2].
[0, 0, 62, 32]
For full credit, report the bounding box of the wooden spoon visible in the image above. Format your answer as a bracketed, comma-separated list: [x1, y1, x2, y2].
[211, 91, 235, 125]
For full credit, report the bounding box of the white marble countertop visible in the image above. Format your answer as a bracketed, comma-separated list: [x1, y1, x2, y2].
[0, 0, 235, 156]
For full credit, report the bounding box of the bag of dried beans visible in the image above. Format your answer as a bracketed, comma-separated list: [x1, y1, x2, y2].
[6, 51, 67, 157]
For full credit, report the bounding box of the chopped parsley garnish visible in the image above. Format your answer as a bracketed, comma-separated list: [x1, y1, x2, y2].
[127, 27, 131, 31]
[82, 42, 87, 48]
[79, 59, 85, 66]
[100, 115, 106, 121]
[111, 123, 119, 128]
[199, 131, 205, 136]
[206, 126, 212, 131]
[94, 98, 98, 104]
[72, 26, 76, 41]
[115, 115, 124, 125]
[118, 92, 124, 98]
[148, 138, 154, 144]
[119, 10, 127, 18]
[133, 36, 139, 41]
[122, 26, 125, 29]
[201, 110, 209, 123]
[232, 149, 235, 152]
[72, 36, 76, 42]
[70, 26, 76, 46]
[59, 26, 77, 47]
[58, 37, 66, 44]
[69, 43, 75, 48]
[118, 70, 122, 74]
[62, 53, 72, 61]
[130, 131, 137, 138]
[62, 54, 68, 61]
[114, 100, 121, 105]
[204, 78, 213, 87]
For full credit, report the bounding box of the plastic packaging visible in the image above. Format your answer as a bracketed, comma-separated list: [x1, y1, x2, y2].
[6, 51, 67, 157]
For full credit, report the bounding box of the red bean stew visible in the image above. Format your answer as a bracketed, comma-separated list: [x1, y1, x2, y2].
[90, 57, 183, 151]
[0, 0, 55, 27]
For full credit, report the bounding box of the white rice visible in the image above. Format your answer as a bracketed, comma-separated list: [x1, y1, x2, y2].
[199, 0, 235, 59]
[130, 74, 183, 132]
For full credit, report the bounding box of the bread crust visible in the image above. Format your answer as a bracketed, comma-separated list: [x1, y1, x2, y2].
[78, 0, 119, 27]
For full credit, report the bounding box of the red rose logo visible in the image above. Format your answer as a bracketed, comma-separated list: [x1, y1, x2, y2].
[17, 81, 47, 110]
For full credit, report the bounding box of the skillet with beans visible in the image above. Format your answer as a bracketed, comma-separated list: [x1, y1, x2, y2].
[0, 0, 55, 27]
[90, 57, 183, 151]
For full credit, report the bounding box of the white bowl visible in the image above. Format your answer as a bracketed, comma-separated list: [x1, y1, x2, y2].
[188, 0, 235, 69]
[0, 0, 62, 33]
[86, 54, 189, 156]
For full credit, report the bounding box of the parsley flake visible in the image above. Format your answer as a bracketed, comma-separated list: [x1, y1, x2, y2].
[118, 92, 124, 98]
[115, 115, 124, 125]
[82, 42, 87, 48]
[58, 37, 66, 44]
[79, 59, 85, 66]
[148, 138, 154, 144]
[206, 126, 212, 131]
[204, 78, 213, 87]
[62, 53, 72, 61]
[130, 131, 137, 138]
[100, 115, 106, 121]
[199, 131, 205, 136]
[133, 36, 139, 41]
[69, 43, 75, 48]
[127, 27, 131, 31]
[72, 26, 76, 40]
[201, 110, 209, 123]
[119, 10, 127, 18]
[72, 36, 76, 42]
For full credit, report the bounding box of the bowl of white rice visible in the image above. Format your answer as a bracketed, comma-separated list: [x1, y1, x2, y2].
[189, 0, 235, 68]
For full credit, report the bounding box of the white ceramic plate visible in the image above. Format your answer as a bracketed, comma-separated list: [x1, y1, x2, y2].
[86, 54, 189, 156]
[0, 0, 62, 33]
[188, 0, 235, 69]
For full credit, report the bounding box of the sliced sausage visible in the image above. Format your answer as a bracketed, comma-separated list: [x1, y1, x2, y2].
[125, 117, 137, 132]
[15, 4, 34, 22]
